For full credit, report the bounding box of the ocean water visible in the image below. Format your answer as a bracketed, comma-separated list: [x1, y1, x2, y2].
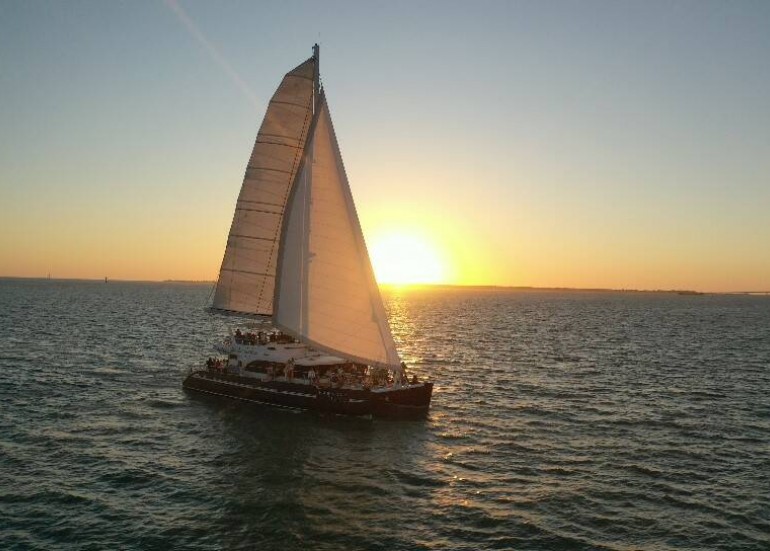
[1, 279, 768, 550]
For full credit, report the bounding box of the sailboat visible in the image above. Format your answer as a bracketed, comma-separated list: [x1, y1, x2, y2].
[183, 45, 433, 418]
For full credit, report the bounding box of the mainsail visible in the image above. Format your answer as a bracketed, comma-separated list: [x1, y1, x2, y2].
[211, 47, 401, 370]
[212, 56, 316, 316]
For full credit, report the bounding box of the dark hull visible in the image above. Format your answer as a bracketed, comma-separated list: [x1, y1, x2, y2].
[183, 371, 433, 419]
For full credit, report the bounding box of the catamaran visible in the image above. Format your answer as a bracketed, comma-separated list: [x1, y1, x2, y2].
[183, 45, 433, 418]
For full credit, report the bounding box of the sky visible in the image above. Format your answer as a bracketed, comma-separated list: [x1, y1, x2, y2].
[1, 0, 769, 292]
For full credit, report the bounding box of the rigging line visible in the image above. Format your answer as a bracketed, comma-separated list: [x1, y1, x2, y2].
[205, 279, 217, 308]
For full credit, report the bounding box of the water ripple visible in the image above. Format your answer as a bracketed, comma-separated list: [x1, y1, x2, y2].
[1, 281, 769, 549]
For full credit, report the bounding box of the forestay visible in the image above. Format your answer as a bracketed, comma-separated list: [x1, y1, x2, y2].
[274, 95, 401, 369]
[212, 57, 316, 316]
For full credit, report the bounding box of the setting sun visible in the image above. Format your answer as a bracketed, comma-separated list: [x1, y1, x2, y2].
[368, 231, 447, 285]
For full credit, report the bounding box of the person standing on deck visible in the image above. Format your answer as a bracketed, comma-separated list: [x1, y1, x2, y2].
[284, 359, 295, 380]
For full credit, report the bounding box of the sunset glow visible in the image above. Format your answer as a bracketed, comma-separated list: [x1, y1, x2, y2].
[369, 231, 447, 285]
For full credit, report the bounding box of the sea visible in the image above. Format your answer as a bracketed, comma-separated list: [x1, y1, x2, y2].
[0, 279, 768, 550]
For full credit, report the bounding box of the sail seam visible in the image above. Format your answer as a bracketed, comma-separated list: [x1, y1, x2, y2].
[220, 268, 274, 278]
[245, 166, 293, 174]
[269, 99, 312, 109]
[234, 207, 281, 215]
[284, 74, 313, 82]
[237, 199, 284, 207]
[258, 133, 301, 141]
[254, 141, 301, 149]
[229, 234, 277, 242]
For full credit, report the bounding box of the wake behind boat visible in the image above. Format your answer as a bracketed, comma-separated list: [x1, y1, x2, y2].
[183, 45, 433, 418]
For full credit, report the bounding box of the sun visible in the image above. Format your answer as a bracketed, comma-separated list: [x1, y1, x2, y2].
[368, 231, 447, 285]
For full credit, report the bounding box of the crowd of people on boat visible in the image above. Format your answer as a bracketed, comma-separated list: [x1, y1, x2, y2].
[233, 329, 296, 346]
[205, 357, 228, 374]
[262, 361, 419, 389]
[205, 356, 420, 389]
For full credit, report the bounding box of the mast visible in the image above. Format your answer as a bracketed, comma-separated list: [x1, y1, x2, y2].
[313, 43, 321, 113]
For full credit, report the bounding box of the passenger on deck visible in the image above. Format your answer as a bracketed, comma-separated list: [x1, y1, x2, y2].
[411, 374, 419, 385]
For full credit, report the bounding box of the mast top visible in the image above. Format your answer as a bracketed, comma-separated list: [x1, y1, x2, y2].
[312, 43, 321, 109]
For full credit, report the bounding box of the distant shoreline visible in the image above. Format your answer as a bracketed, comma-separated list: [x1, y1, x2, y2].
[0, 276, 215, 286]
[2, 276, 768, 295]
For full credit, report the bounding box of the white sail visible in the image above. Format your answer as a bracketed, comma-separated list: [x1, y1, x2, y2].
[274, 95, 401, 369]
[212, 57, 316, 316]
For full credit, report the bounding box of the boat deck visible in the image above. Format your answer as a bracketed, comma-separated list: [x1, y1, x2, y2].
[183, 369, 433, 418]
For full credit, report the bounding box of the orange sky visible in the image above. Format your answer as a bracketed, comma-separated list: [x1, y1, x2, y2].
[2, 2, 769, 293]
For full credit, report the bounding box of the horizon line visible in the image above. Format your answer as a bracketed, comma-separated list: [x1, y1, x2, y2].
[2, 276, 768, 296]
